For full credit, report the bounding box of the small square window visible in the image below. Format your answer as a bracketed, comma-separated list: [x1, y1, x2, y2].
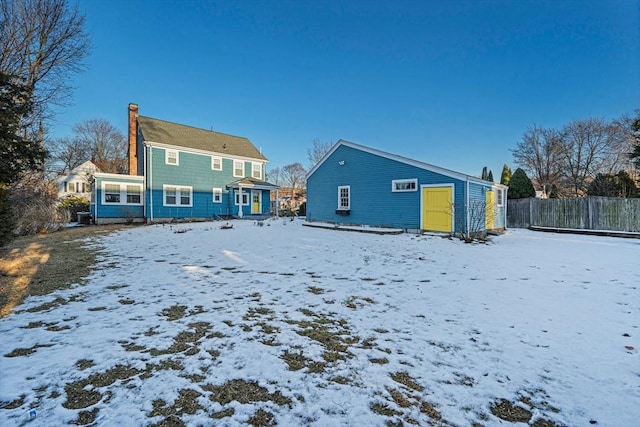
[126, 185, 141, 204]
[166, 150, 178, 165]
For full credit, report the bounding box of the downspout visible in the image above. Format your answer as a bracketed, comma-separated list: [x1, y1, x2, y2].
[142, 143, 147, 221]
[237, 185, 243, 218]
[465, 177, 470, 236]
[149, 145, 154, 222]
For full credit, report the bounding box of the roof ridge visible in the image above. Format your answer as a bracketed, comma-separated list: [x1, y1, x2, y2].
[138, 115, 250, 140]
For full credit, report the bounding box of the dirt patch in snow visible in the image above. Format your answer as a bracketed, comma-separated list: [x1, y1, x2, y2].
[0, 225, 129, 317]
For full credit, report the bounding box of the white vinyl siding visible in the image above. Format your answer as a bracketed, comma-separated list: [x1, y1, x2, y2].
[163, 185, 192, 207]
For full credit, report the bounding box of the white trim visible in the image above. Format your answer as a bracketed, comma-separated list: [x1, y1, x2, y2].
[235, 189, 249, 205]
[101, 181, 144, 206]
[94, 172, 144, 181]
[391, 178, 418, 192]
[496, 187, 504, 206]
[337, 185, 351, 210]
[144, 140, 267, 164]
[307, 139, 507, 189]
[419, 183, 455, 232]
[165, 149, 179, 166]
[212, 156, 223, 171]
[233, 160, 244, 177]
[163, 184, 193, 207]
[213, 187, 222, 203]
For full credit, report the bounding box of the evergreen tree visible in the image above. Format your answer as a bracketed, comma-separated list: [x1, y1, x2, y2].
[0, 72, 46, 185]
[487, 170, 494, 182]
[508, 168, 536, 199]
[500, 164, 512, 185]
[481, 166, 489, 180]
[586, 173, 618, 197]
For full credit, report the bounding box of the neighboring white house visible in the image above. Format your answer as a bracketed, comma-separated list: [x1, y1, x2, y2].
[57, 160, 100, 201]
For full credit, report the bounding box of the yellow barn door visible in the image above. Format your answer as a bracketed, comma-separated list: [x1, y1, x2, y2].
[485, 191, 495, 230]
[422, 186, 453, 232]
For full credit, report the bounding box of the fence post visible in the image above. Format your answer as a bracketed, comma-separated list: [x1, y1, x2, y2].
[587, 197, 592, 230]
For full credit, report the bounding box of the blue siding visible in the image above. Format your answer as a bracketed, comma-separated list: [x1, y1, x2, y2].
[93, 175, 145, 221]
[307, 145, 466, 231]
[145, 146, 270, 221]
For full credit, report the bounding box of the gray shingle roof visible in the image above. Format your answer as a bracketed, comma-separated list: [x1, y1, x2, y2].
[137, 116, 267, 161]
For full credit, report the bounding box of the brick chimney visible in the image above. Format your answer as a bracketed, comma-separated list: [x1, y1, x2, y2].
[128, 103, 139, 175]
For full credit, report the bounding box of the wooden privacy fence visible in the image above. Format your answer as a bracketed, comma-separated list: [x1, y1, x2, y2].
[507, 197, 640, 232]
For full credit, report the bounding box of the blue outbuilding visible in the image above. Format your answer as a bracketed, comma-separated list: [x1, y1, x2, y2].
[306, 140, 507, 234]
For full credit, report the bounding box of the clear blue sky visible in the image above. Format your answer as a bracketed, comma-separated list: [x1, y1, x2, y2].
[51, 0, 639, 177]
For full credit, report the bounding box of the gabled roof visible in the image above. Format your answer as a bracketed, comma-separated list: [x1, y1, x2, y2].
[227, 177, 279, 190]
[137, 116, 267, 161]
[307, 139, 506, 188]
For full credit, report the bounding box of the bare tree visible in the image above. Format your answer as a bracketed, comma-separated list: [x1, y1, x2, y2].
[307, 138, 332, 168]
[559, 119, 615, 197]
[511, 125, 563, 196]
[281, 162, 306, 210]
[267, 166, 281, 186]
[55, 119, 127, 174]
[0, 0, 90, 122]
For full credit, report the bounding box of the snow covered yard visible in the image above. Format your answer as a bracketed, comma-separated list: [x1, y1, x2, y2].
[1, 219, 638, 426]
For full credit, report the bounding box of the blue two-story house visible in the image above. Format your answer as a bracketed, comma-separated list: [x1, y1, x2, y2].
[91, 104, 278, 224]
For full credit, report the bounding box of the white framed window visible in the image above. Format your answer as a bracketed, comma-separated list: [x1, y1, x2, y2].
[213, 188, 222, 203]
[337, 185, 350, 210]
[233, 160, 244, 177]
[67, 182, 75, 192]
[126, 185, 141, 204]
[104, 183, 120, 203]
[235, 190, 249, 205]
[212, 156, 222, 171]
[163, 185, 192, 207]
[252, 163, 262, 179]
[392, 178, 418, 192]
[102, 182, 143, 205]
[496, 188, 504, 206]
[165, 149, 179, 165]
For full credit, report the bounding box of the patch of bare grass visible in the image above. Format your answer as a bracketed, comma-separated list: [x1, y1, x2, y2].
[0, 225, 127, 317]
[390, 371, 424, 392]
[490, 399, 533, 423]
[203, 379, 291, 406]
[63, 364, 143, 409]
[248, 408, 276, 426]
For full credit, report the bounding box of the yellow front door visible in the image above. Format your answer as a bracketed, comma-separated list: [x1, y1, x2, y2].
[422, 186, 453, 232]
[485, 191, 495, 230]
[252, 191, 261, 214]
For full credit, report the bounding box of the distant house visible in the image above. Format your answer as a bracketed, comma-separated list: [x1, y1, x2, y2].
[57, 160, 100, 201]
[91, 104, 278, 224]
[306, 140, 507, 233]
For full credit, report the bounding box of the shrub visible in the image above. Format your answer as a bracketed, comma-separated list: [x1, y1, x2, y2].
[298, 201, 306, 216]
[59, 196, 90, 222]
[0, 185, 15, 246]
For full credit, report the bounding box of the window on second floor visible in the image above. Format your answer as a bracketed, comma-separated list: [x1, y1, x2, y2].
[165, 149, 179, 165]
[234, 160, 244, 177]
[212, 156, 222, 171]
[252, 163, 262, 179]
